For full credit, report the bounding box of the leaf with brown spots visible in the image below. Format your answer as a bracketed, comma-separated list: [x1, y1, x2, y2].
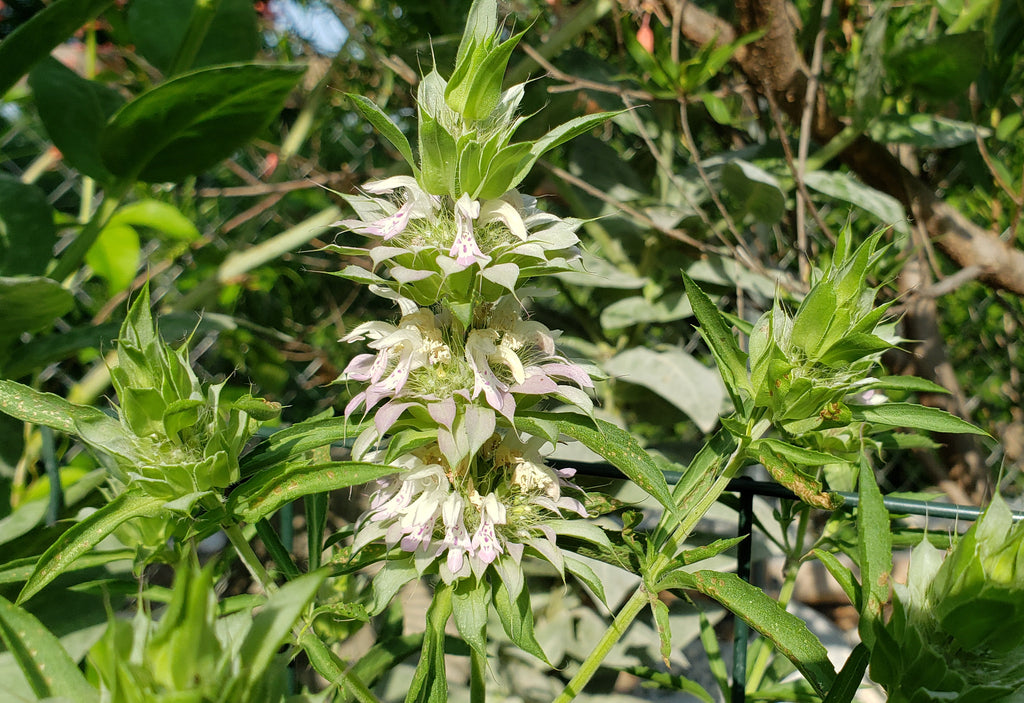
[228, 461, 398, 523]
[0, 594, 98, 701]
[18, 489, 164, 604]
[689, 570, 837, 697]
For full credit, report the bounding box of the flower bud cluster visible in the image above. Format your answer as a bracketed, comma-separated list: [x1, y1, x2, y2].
[109, 288, 280, 499]
[746, 230, 893, 435]
[870, 495, 1024, 701]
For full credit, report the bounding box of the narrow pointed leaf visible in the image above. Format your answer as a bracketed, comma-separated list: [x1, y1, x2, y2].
[0, 0, 113, 98]
[822, 643, 869, 703]
[100, 63, 306, 182]
[689, 570, 836, 696]
[519, 411, 680, 521]
[0, 595, 98, 702]
[19, 489, 165, 603]
[452, 577, 489, 660]
[493, 577, 549, 665]
[238, 570, 326, 691]
[682, 273, 749, 405]
[856, 457, 891, 649]
[849, 402, 989, 436]
[229, 461, 398, 523]
[348, 93, 417, 171]
[407, 584, 453, 703]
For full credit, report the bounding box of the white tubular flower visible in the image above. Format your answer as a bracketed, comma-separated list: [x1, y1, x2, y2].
[450, 194, 491, 268]
[341, 309, 452, 417]
[466, 329, 509, 410]
[438, 492, 473, 574]
[338, 176, 438, 241]
[479, 194, 528, 241]
[471, 492, 507, 566]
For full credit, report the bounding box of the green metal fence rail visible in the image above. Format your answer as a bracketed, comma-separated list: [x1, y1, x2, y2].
[567, 461, 1024, 701]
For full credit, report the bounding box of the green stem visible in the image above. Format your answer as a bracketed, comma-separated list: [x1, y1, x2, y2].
[49, 182, 130, 282]
[553, 586, 648, 703]
[225, 522, 274, 591]
[470, 645, 487, 702]
[168, 0, 222, 76]
[299, 629, 382, 703]
[555, 417, 771, 701]
[803, 124, 861, 174]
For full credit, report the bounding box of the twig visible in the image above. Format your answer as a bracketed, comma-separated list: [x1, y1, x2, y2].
[919, 264, 984, 298]
[540, 160, 709, 251]
[795, 0, 833, 284]
[762, 88, 836, 245]
[195, 172, 351, 198]
[519, 43, 656, 100]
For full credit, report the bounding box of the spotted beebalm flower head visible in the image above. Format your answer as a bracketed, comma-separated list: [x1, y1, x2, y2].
[352, 434, 588, 582]
[340, 296, 595, 455]
[329, 182, 584, 307]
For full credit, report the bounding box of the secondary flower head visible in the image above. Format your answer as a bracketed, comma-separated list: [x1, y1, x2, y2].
[353, 434, 588, 582]
[339, 295, 594, 436]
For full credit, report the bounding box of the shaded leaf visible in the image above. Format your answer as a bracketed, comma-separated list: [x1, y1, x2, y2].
[127, 0, 258, 74]
[0, 177, 57, 277]
[0, 278, 74, 341]
[0, 0, 113, 98]
[238, 570, 326, 694]
[604, 347, 724, 432]
[19, 489, 165, 603]
[0, 595, 98, 702]
[100, 63, 306, 182]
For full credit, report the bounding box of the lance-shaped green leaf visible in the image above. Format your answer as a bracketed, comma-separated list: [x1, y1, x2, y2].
[100, 63, 306, 182]
[518, 411, 680, 521]
[228, 461, 398, 523]
[445, 29, 527, 121]
[347, 93, 417, 172]
[823, 643, 870, 703]
[493, 575, 549, 665]
[0, 595, 99, 702]
[240, 416, 372, 473]
[407, 583, 453, 703]
[28, 57, 124, 182]
[810, 549, 861, 608]
[687, 570, 837, 697]
[0, 379, 111, 437]
[417, 109, 458, 196]
[237, 570, 326, 695]
[0, 277, 74, 341]
[0, 177, 58, 276]
[849, 402, 990, 436]
[18, 489, 166, 603]
[682, 273, 750, 409]
[508, 111, 621, 189]
[856, 457, 891, 649]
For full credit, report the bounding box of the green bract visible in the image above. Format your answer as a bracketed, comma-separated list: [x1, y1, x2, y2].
[108, 287, 281, 498]
[870, 494, 1024, 701]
